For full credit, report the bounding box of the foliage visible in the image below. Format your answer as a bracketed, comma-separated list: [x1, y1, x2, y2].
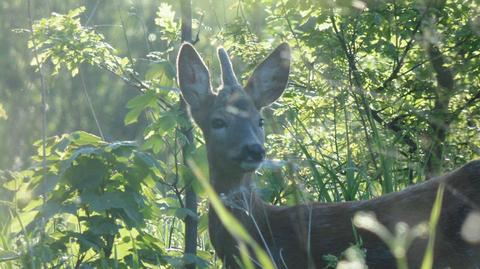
[2, 132, 169, 267]
[29, 7, 131, 77]
[154, 3, 180, 43]
[0, 0, 479, 268]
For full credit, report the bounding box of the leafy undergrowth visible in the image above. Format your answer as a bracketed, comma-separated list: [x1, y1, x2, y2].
[0, 131, 210, 268]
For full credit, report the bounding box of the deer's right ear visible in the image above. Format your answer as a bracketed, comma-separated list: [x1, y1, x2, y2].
[245, 43, 291, 109]
[177, 43, 213, 111]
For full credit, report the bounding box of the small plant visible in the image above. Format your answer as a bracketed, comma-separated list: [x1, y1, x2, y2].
[2, 131, 167, 267]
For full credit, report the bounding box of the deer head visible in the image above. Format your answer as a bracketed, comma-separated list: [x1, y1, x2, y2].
[177, 43, 291, 187]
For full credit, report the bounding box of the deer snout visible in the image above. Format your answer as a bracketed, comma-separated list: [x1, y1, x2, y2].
[242, 144, 265, 162]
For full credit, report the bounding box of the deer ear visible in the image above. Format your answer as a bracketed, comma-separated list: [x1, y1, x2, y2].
[177, 43, 213, 111]
[245, 43, 291, 108]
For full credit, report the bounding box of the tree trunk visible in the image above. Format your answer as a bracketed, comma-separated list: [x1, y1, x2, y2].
[425, 46, 452, 177]
[423, 2, 454, 179]
[179, 1, 197, 268]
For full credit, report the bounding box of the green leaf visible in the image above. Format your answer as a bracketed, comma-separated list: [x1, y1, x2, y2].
[126, 91, 157, 110]
[145, 61, 175, 81]
[70, 131, 103, 145]
[59, 146, 100, 175]
[31, 173, 60, 196]
[168, 207, 197, 220]
[82, 216, 120, 235]
[36, 201, 77, 221]
[124, 107, 143, 125]
[0, 250, 19, 262]
[73, 232, 104, 252]
[157, 118, 177, 136]
[107, 141, 137, 152]
[63, 157, 109, 190]
[198, 213, 209, 234]
[68, 6, 86, 18]
[80, 191, 144, 227]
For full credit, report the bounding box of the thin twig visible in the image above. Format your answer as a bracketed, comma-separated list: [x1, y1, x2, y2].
[26, 4, 48, 265]
[79, 68, 105, 140]
[27, 0, 47, 189]
[85, 0, 101, 26]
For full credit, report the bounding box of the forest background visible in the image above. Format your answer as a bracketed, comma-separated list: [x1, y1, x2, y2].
[0, 0, 479, 268]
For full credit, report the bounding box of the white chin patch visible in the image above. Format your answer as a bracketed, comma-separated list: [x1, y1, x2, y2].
[240, 161, 262, 171]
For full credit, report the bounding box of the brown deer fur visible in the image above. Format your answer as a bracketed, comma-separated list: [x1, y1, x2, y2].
[176, 42, 480, 269]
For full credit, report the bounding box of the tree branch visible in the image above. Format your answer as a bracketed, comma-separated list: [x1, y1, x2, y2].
[374, 12, 425, 92]
[452, 90, 480, 119]
[330, 12, 419, 155]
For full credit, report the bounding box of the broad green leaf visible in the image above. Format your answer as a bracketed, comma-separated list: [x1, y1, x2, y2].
[70, 131, 103, 146]
[0, 250, 19, 262]
[124, 107, 143, 125]
[81, 216, 120, 235]
[126, 91, 157, 110]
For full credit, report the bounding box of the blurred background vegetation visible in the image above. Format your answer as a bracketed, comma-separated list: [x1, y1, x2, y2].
[0, 0, 479, 268]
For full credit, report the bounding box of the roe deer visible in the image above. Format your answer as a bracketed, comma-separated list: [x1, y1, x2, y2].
[176, 42, 480, 268]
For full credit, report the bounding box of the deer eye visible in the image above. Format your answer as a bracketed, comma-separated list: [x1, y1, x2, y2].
[259, 118, 265, 128]
[211, 118, 227, 129]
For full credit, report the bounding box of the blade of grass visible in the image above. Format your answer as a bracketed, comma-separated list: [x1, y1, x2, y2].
[297, 142, 333, 202]
[421, 183, 445, 269]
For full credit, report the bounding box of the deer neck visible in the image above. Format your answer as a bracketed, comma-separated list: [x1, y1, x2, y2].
[208, 161, 267, 219]
[208, 163, 271, 262]
[209, 167, 252, 193]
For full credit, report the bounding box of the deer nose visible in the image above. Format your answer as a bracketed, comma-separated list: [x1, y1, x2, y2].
[244, 144, 265, 162]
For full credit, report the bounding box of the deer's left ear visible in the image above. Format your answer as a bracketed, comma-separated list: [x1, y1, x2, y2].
[245, 43, 291, 108]
[177, 43, 213, 112]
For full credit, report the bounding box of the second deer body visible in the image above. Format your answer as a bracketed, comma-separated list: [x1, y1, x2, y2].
[176, 43, 480, 268]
